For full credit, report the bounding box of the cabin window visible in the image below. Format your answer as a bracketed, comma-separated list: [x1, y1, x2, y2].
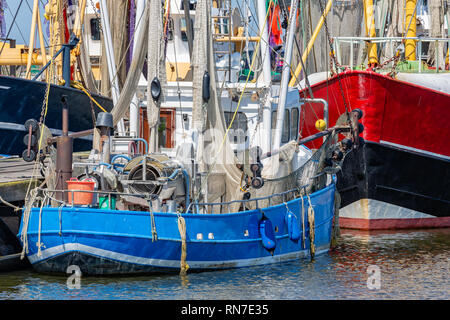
[180, 18, 194, 42]
[290, 107, 299, 141]
[90, 18, 101, 41]
[271, 110, 290, 143]
[167, 18, 174, 41]
[282, 111, 290, 143]
[181, 0, 197, 10]
[224, 111, 248, 143]
[158, 109, 176, 148]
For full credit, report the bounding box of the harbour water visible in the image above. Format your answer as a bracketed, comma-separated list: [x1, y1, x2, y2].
[0, 228, 448, 300]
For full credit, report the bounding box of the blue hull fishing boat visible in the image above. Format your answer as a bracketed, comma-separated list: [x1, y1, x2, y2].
[19, 183, 336, 275]
[16, 0, 360, 276]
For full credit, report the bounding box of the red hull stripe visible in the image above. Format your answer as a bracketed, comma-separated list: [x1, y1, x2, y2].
[300, 70, 450, 156]
[340, 216, 450, 230]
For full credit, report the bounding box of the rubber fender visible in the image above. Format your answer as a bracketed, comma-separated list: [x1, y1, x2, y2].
[202, 71, 210, 102]
[151, 77, 161, 102]
[285, 211, 301, 242]
[259, 217, 276, 252]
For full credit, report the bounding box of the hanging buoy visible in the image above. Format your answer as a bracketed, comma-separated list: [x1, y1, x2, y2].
[315, 119, 326, 132]
[202, 71, 210, 102]
[285, 210, 301, 242]
[259, 217, 276, 254]
[150, 77, 161, 102]
[352, 108, 363, 120]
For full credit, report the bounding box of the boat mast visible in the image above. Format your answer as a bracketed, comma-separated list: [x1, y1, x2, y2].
[289, 0, 333, 87]
[129, 0, 146, 138]
[363, 0, 378, 67]
[99, 0, 125, 134]
[257, 0, 272, 155]
[272, 0, 298, 152]
[404, 0, 417, 61]
[25, 0, 48, 79]
[147, 0, 166, 153]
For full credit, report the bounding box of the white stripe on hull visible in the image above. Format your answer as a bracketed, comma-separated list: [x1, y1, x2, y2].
[340, 199, 435, 220]
[28, 243, 328, 269]
[379, 140, 450, 161]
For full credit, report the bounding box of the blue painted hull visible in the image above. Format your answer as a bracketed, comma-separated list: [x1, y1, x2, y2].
[0, 76, 113, 155]
[18, 182, 336, 275]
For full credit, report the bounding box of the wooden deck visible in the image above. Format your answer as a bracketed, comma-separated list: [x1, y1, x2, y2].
[0, 156, 42, 203]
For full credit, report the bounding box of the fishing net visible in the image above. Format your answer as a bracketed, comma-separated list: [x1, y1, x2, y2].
[111, 4, 149, 124]
[294, 0, 365, 76]
[190, 0, 243, 211]
[246, 131, 338, 209]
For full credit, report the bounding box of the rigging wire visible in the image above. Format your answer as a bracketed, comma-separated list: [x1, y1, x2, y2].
[0, 0, 25, 56]
[5, 4, 27, 44]
[192, 0, 273, 203]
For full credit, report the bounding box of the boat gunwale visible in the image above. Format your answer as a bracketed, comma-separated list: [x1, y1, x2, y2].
[29, 180, 336, 219]
[299, 69, 450, 98]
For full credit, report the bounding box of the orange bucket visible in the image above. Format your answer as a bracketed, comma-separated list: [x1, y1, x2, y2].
[66, 178, 96, 205]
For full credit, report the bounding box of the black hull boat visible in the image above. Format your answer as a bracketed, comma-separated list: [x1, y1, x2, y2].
[0, 75, 113, 156]
[336, 141, 450, 230]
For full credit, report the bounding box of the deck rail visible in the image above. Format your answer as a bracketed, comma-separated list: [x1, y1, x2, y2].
[35, 184, 310, 215]
[333, 36, 450, 73]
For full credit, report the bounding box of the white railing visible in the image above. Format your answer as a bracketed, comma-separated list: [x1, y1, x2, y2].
[333, 36, 450, 73]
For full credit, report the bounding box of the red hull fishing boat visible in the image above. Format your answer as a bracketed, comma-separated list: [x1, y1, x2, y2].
[299, 69, 450, 230]
[292, 0, 450, 230]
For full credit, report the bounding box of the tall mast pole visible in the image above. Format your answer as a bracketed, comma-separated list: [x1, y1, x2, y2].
[272, 0, 298, 152]
[129, 0, 146, 138]
[99, 0, 125, 134]
[405, 0, 417, 61]
[257, 0, 272, 155]
[363, 0, 378, 67]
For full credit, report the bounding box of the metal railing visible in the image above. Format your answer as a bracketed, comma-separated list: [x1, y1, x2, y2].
[35, 184, 309, 215]
[333, 36, 450, 73]
[187, 186, 308, 214]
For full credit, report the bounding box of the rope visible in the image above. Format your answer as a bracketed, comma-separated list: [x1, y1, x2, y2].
[193, 1, 272, 203]
[36, 195, 48, 257]
[58, 203, 63, 236]
[20, 189, 38, 259]
[177, 214, 189, 275]
[148, 200, 158, 242]
[306, 192, 315, 260]
[301, 191, 305, 249]
[0, 195, 21, 212]
[330, 190, 341, 249]
[71, 81, 108, 112]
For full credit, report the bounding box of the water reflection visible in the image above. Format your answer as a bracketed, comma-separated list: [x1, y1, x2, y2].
[0, 228, 448, 300]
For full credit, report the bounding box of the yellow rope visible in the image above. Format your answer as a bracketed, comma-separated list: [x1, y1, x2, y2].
[71, 81, 108, 112]
[177, 215, 189, 275]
